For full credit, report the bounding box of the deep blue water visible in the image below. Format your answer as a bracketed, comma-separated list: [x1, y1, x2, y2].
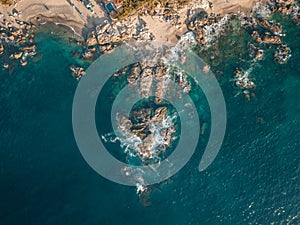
[0, 20, 299, 225]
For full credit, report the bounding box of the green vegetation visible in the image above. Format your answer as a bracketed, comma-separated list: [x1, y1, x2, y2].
[117, 0, 189, 19]
[117, 0, 165, 19]
[0, 0, 14, 6]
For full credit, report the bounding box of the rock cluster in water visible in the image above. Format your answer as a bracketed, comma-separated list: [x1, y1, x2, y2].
[234, 68, 256, 100]
[118, 104, 176, 163]
[0, 10, 37, 73]
[110, 48, 193, 164]
[69, 65, 86, 81]
[269, 0, 300, 24]
[245, 0, 299, 65]
[274, 44, 291, 64]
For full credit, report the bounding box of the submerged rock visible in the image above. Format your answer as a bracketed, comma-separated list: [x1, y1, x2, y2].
[81, 49, 95, 61]
[274, 44, 291, 64]
[248, 43, 264, 60]
[20, 59, 27, 66]
[100, 43, 116, 54]
[14, 52, 23, 59]
[70, 65, 86, 81]
[263, 34, 282, 44]
[0, 44, 4, 54]
[234, 68, 256, 89]
[22, 45, 36, 52]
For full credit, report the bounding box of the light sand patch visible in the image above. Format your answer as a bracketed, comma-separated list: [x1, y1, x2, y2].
[142, 15, 187, 44]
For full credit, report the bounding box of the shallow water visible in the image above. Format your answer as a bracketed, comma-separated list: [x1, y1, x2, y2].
[0, 18, 299, 225]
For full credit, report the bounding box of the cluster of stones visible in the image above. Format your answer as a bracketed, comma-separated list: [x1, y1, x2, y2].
[249, 0, 300, 64]
[233, 61, 258, 100]
[86, 17, 153, 46]
[69, 17, 154, 64]
[234, 68, 256, 100]
[250, 18, 285, 53]
[117, 62, 170, 103]
[185, 0, 298, 64]
[251, 18, 284, 43]
[268, 0, 300, 24]
[274, 44, 291, 64]
[141, 3, 182, 26]
[0, 10, 37, 72]
[231, 0, 298, 98]
[118, 104, 176, 163]
[69, 65, 86, 81]
[186, 8, 224, 46]
[112, 58, 193, 164]
[248, 42, 264, 61]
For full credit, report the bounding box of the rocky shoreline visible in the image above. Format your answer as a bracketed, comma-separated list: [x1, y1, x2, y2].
[1, 0, 299, 76]
[0, 9, 37, 74]
[94, 0, 300, 194]
[1, 0, 299, 201]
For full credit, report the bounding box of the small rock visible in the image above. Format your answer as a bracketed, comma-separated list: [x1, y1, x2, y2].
[8, 35, 14, 41]
[20, 60, 28, 66]
[14, 52, 23, 59]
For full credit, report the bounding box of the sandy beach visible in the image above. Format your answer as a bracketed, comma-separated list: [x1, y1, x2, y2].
[209, 0, 262, 15]
[1, 0, 105, 36]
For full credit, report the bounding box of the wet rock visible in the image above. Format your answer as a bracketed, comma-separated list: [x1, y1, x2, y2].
[22, 45, 36, 52]
[0, 44, 4, 54]
[3, 63, 9, 69]
[234, 68, 255, 89]
[248, 43, 264, 60]
[127, 63, 141, 83]
[8, 35, 14, 41]
[11, 29, 22, 36]
[202, 64, 210, 72]
[69, 37, 85, 46]
[14, 52, 23, 59]
[251, 31, 263, 43]
[258, 19, 283, 36]
[255, 49, 264, 60]
[252, 31, 282, 44]
[100, 43, 116, 54]
[81, 49, 95, 61]
[274, 44, 291, 64]
[70, 65, 86, 81]
[69, 37, 76, 43]
[86, 32, 98, 47]
[28, 51, 36, 56]
[263, 34, 282, 44]
[120, 104, 176, 163]
[20, 59, 27, 66]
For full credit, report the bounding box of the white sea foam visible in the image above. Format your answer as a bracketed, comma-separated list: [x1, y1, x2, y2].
[251, 2, 272, 19]
[204, 14, 231, 47]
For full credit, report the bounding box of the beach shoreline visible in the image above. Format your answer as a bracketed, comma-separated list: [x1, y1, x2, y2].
[0, 0, 299, 72]
[0, 0, 261, 40]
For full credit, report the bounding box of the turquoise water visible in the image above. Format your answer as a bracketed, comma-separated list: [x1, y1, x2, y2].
[0, 19, 299, 225]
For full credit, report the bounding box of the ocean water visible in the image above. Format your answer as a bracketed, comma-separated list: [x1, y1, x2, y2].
[0, 18, 299, 225]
